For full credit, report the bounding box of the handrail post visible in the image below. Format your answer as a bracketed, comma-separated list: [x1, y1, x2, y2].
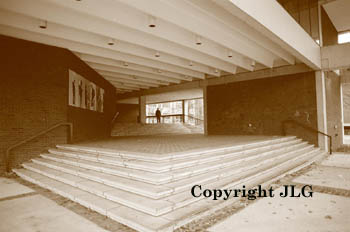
[282, 119, 332, 155]
[5, 122, 73, 173]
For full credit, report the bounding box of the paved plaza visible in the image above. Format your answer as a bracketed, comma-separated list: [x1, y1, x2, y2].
[76, 134, 279, 154]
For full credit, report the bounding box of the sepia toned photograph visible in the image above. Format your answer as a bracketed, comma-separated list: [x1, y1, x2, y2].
[0, 0, 350, 232]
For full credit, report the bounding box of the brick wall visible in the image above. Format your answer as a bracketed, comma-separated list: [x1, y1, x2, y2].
[115, 103, 139, 123]
[0, 35, 116, 172]
[66, 53, 117, 142]
[207, 71, 318, 145]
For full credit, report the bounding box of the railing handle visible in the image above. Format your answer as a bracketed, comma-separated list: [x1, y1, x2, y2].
[282, 120, 332, 154]
[5, 122, 73, 172]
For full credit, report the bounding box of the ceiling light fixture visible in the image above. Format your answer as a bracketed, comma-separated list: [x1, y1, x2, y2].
[123, 62, 128, 67]
[148, 16, 156, 28]
[189, 61, 193, 66]
[251, 60, 256, 67]
[157, 69, 162, 73]
[228, 50, 233, 58]
[195, 35, 202, 45]
[155, 51, 160, 57]
[39, 20, 47, 29]
[108, 38, 115, 46]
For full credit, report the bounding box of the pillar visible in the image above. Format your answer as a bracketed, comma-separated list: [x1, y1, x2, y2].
[203, 85, 208, 135]
[315, 71, 328, 151]
[139, 95, 146, 124]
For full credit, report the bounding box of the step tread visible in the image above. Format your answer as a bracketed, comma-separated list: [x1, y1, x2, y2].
[41, 142, 310, 185]
[56, 136, 297, 161]
[50, 138, 301, 172]
[26, 147, 320, 216]
[14, 149, 324, 232]
[30, 159, 173, 198]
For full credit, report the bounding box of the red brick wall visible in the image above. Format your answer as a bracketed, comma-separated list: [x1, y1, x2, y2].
[0, 35, 116, 172]
[115, 104, 139, 123]
[67, 53, 117, 142]
[207, 71, 318, 145]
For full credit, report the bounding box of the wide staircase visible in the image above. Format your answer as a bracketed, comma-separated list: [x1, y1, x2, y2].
[111, 123, 192, 136]
[13, 136, 326, 232]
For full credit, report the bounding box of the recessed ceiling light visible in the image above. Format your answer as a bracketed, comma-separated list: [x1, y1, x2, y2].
[214, 68, 219, 73]
[108, 38, 115, 45]
[251, 60, 256, 67]
[195, 35, 202, 45]
[155, 51, 160, 57]
[39, 20, 47, 29]
[228, 50, 233, 58]
[148, 16, 156, 28]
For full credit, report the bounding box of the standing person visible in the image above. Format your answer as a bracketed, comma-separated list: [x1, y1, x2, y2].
[156, 108, 161, 124]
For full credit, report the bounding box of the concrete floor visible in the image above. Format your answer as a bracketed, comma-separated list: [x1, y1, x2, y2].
[208, 187, 350, 232]
[76, 135, 279, 154]
[0, 178, 108, 232]
[208, 153, 350, 232]
[0, 177, 34, 199]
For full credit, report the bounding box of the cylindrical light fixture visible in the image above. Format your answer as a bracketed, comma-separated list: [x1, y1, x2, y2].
[189, 61, 193, 66]
[157, 69, 162, 73]
[251, 60, 256, 67]
[195, 35, 202, 45]
[123, 62, 128, 67]
[228, 50, 233, 58]
[108, 38, 115, 45]
[214, 68, 219, 73]
[39, 20, 47, 29]
[148, 16, 156, 28]
[155, 51, 160, 57]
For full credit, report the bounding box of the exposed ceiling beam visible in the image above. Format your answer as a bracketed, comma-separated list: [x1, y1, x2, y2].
[214, 0, 321, 70]
[97, 70, 168, 86]
[0, 24, 192, 85]
[102, 75, 159, 88]
[108, 80, 149, 89]
[186, 0, 295, 65]
[0, 0, 236, 74]
[42, 0, 248, 72]
[87, 62, 181, 84]
[0, 9, 209, 78]
[117, 0, 276, 68]
[79, 53, 193, 81]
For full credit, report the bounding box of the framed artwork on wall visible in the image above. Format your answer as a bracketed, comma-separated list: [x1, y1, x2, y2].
[69, 70, 104, 112]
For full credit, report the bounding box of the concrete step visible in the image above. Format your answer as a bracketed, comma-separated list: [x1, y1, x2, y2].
[49, 138, 301, 173]
[14, 148, 326, 232]
[55, 136, 297, 162]
[28, 142, 313, 200]
[24, 145, 318, 217]
[38, 141, 309, 186]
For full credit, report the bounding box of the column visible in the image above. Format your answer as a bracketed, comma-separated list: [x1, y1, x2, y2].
[203, 85, 208, 135]
[315, 71, 328, 151]
[139, 95, 146, 124]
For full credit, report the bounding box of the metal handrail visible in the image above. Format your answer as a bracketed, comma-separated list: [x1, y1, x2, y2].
[282, 119, 332, 154]
[5, 122, 73, 172]
[184, 114, 204, 121]
[111, 111, 120, 125]
[146, 114, 183, 118]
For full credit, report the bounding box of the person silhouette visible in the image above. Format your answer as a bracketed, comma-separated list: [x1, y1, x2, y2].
[155, 108, 161, 124]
